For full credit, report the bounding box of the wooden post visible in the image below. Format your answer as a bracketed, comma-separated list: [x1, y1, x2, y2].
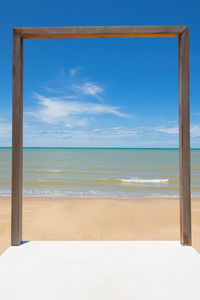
[11, 29, 23, 246]
[179, 27, 191, 246]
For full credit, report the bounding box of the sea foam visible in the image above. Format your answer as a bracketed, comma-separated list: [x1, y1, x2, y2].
[120, 178, 169, 183]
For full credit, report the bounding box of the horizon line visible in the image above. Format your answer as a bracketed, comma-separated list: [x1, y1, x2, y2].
[0, 147, 200, 150]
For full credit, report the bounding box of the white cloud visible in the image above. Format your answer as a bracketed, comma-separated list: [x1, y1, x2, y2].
[18, 68, 200, 147]
[0, 121, 11, 137]
[153, 124, 200, 138]
[65, 118, 88, 128]
[29, 93, 127, 124]
[154, 126, 179, 135]
[65, 123, 74, 128]
[69, 66, 81, 77]
[73, 82, 104, 98]
[190, 125, 200, 137]
[21, 125, 180, 148]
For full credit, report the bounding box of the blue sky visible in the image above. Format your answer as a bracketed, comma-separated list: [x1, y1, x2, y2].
[1, 0, 200, 147]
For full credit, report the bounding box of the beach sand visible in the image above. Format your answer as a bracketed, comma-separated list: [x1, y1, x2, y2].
[1, 196, 200, 254]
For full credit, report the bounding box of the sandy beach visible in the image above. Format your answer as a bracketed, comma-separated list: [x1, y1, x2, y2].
[1, 196, 200, 255]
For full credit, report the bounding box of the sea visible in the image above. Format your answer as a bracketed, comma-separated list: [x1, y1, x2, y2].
[0, 148, 200, 198]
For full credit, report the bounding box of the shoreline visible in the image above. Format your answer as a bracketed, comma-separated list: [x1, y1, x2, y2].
[1, 195, 200, 199]
[1, 196, 200, 255]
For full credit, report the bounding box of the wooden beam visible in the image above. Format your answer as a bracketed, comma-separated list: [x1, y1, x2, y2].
[11, 29, 23, 246]
[14, 26, 187, 39]
[179, 27, 191, 246]
[20, 33, 180, 39]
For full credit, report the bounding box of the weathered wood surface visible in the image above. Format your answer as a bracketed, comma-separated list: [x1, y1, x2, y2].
[179, 27, 191, 246]
[11, 30, 23, 246]
[15, 26, 187, 39]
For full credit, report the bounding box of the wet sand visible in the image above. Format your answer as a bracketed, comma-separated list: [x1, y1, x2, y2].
[1, 196, 200, 254]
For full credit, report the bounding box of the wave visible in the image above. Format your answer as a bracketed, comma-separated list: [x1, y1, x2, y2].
[120, 178, 169, 183]
[32, 170, 65, 174]
[0, 180, 10, 184]
[0, 177, 175, 185]
[28, 169, 104, 175]
[24, 180, 73, 185]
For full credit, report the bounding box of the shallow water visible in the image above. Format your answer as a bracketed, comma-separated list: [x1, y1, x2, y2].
[0, 148, 199, 198]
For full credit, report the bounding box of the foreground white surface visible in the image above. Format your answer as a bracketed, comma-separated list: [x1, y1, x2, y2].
[0, 241, 200, 300]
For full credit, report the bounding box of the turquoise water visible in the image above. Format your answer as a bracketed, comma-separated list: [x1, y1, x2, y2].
[0, 148, 200, 198]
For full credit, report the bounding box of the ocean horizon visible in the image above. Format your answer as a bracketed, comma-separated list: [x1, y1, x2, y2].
[1, 147, 200, 149]
[0, 147, 200, 198]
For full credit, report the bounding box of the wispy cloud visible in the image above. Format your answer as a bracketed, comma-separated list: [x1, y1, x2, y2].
[21, 125, 179, 147]
[73, 82, 104, 99]
[153, 124, 200, 138]
[69, 66, 82, 77]
[18, 68, 200, 147]
[2, 117, 200, 147]
[0, 121, 11, 137]
[154, 126, 179, 135]
[190, 125, 200, 137]
[40, 68, 104, 102]
[28, 93, 127, 125]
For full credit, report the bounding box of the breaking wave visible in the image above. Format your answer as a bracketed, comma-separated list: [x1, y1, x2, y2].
[120, 178, 169, 183]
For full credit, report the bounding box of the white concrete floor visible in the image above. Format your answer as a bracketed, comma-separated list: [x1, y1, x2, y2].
[0, 241, 200, 300]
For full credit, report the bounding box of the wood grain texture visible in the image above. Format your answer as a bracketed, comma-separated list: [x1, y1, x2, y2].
[11, 29, 23, 246]
[179, 27, 191, 246]
[14, 26, 187, 39]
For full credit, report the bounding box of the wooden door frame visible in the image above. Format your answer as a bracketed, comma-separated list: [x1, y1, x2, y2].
[11, 26, 191, 246]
